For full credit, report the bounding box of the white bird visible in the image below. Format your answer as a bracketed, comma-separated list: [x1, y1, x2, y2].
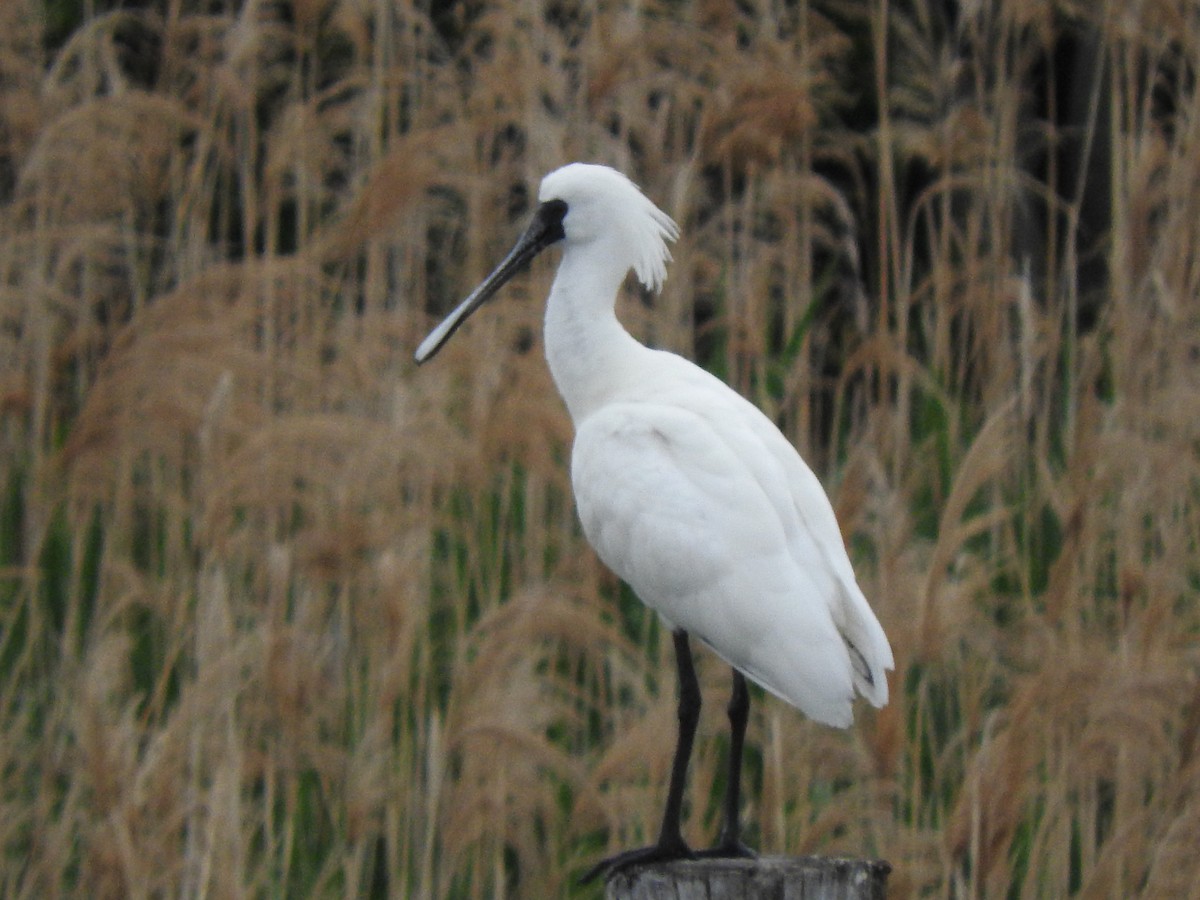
[415, 163, 893, 880]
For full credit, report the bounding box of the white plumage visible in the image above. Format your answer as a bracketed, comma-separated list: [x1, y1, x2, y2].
[535, 164, 892, 722]
[416, 162, 893, 878]
[570, 363, 891, 726]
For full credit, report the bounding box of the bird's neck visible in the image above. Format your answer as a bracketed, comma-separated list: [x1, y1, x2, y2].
[543, 254, 644, 424]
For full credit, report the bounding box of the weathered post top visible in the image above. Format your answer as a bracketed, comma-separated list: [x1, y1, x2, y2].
[604, 856, 891, 900]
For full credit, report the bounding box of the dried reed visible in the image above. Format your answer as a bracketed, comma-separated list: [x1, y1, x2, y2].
[1, 0, 1198, 897]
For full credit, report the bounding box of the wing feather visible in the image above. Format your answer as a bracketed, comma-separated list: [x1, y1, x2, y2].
[572, 350, 893, 720]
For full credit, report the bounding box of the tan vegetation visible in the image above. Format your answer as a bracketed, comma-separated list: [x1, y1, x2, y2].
[2, 0, 1198, 897]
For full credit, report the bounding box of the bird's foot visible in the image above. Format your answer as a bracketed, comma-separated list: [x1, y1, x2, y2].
[694, 836, 756, 860]
[578, 835, 695, 884]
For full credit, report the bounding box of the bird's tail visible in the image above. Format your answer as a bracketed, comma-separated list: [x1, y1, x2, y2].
[838, 583, 894, 708]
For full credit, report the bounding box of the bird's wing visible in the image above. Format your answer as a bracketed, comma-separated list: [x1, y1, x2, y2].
[696, 372, 895, 707]
[571, 400, 860, 726]
[631, 352, 893, 707]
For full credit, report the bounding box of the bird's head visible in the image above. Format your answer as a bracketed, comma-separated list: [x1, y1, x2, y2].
[415, 163, 678, 364]
[537, 163, 679, 293]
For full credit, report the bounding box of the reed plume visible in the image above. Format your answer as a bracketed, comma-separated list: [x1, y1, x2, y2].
[1, 0, 1197, 897]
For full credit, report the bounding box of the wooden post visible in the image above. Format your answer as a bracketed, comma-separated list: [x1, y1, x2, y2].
[604, 856, 891, 900]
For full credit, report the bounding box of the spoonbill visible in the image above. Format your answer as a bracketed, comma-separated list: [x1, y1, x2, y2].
[414, 163, 893, 881]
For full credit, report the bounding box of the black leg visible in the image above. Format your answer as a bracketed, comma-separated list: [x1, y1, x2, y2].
[698, 668, 756, 858]
[580, 629, 699, 883]
[658, 629, 701, 848]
